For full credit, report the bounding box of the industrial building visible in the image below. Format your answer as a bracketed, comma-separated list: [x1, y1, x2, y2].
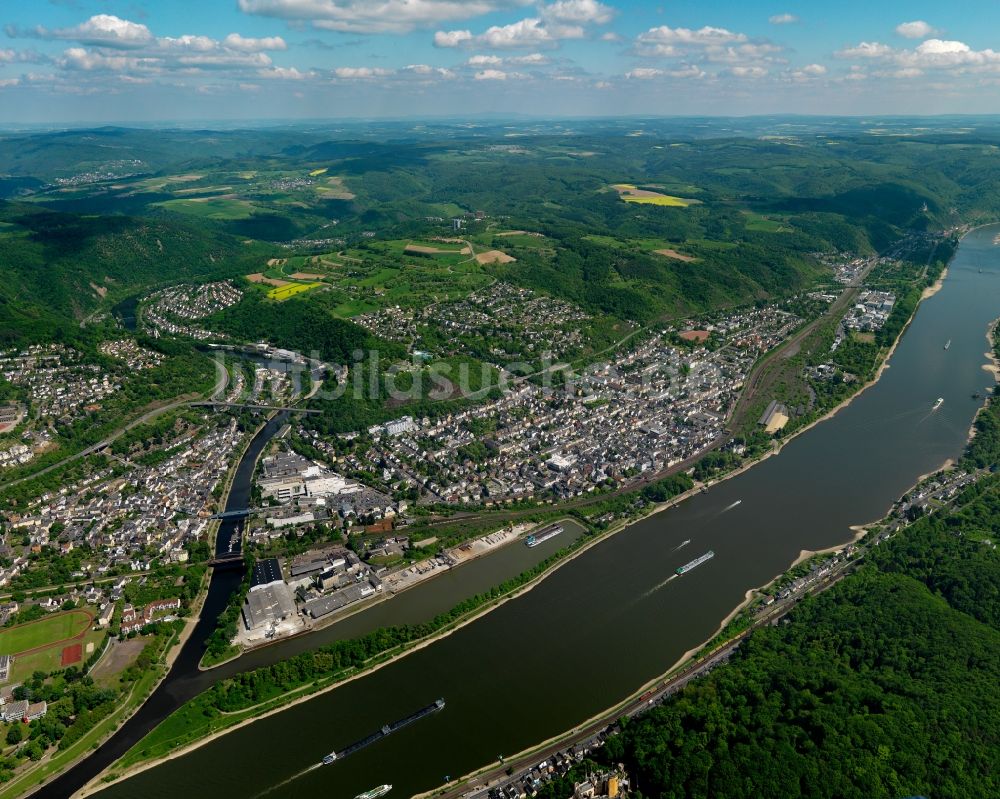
[242, 581, 297, 633]
[250, 558, 284, 591]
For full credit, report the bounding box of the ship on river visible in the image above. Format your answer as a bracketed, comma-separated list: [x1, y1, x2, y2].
[676, 551, 715, 575]
[933, 397, 944, 410]
[322, 700, 444, 764]
[525, 524, 563, 548]
[355, 786, 392, 799]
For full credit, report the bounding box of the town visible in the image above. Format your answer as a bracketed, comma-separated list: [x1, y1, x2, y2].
[301, 304, 801, 507]
[141, 281, 243, 340]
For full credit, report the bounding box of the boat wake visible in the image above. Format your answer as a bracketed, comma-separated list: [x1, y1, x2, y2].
[642, 573, 678, 597]
[672, 539, 691, 552]
[720, 500, 742, 513]
[254, 763, 323, 797]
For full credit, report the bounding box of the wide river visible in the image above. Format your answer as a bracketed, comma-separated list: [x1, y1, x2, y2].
[71, 228, 1000, 799]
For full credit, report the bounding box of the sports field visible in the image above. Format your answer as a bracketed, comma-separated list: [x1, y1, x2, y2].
[0, 610, 92, 656]
[0, 610, 100, 680]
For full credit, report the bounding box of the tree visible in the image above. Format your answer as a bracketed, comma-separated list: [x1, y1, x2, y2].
[5, 725, 23, 746]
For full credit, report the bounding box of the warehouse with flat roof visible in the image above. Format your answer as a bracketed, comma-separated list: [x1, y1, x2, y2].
[242, 581, 297, 632]
[250, 557, 284, 592]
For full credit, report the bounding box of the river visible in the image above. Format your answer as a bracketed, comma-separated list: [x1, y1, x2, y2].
[57, 227, 1000, 799]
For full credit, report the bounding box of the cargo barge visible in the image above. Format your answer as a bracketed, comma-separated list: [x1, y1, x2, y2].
[525, 524, 563, 548]
[676, 551, 715, 575]
[322, 699, 444, 764]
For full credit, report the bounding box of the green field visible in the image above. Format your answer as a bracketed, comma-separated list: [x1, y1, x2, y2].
[0, 610, 92, 656]
[153, 197, 255, 220]
[742, 211, 793, 232]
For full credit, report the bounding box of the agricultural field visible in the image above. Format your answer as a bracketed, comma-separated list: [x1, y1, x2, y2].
[0, 609, 103, 682]
[266, 281, 323, 301]
[153, 197, 255, 220]
[611, 183, 700, 207]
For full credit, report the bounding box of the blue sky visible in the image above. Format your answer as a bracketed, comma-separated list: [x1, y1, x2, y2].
[2, 1, 1000, 122]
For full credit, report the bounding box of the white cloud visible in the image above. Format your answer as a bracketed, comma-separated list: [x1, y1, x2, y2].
[540, 0, 615, 26]
[223, 33, 288, 52]
[638, 24, 747, 50]
[435, 1, 611, 50]
[836, 41, 895, 59]
[438, 18, 565, 49]
[705, 42, 783, 63]
[467, 54, 503, 66]
[258, 66, 312, 79]
[769, 13, 798, 25]
[895, 20, 937, 40]
[28, 14, 154, 49]
[729, 65, 767, 78]
[159, 35, 217, 52]
[434, 29, 473, 47]
[788, 63, 826, 81]
[668, 65, 705, 78]
[0, 78, 20, 88]
[333, 66, 393, 78]
[474, 68, 509, 80]
[600, 31, 621, 42]
[626, 67, 661, 79]
[483, 18, 557, 48]
[402, 63, 455, 78]
[57, 47, 138, 72]
[633, 23, 780, 74]
[509, 52, 549, 64]
[837, 38, 1000, 71]
[175, 52, 273, 69]
[237, 0, 530, 34]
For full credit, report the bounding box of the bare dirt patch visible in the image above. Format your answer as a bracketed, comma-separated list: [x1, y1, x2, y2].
[405, 243, 471, 256]
[246, 273, 290, 287]
[475, 250, 517, 265]
[90, 638, 145, 683]
[266, 258, 287, 267]
[289, 272, 325, 280]
[611, 184, 664, 199]
[655, 248, 698, 263]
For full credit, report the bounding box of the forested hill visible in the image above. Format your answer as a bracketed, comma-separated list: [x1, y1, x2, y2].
[611, 400, 1000, 799]
[0, 201, 270, 345]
